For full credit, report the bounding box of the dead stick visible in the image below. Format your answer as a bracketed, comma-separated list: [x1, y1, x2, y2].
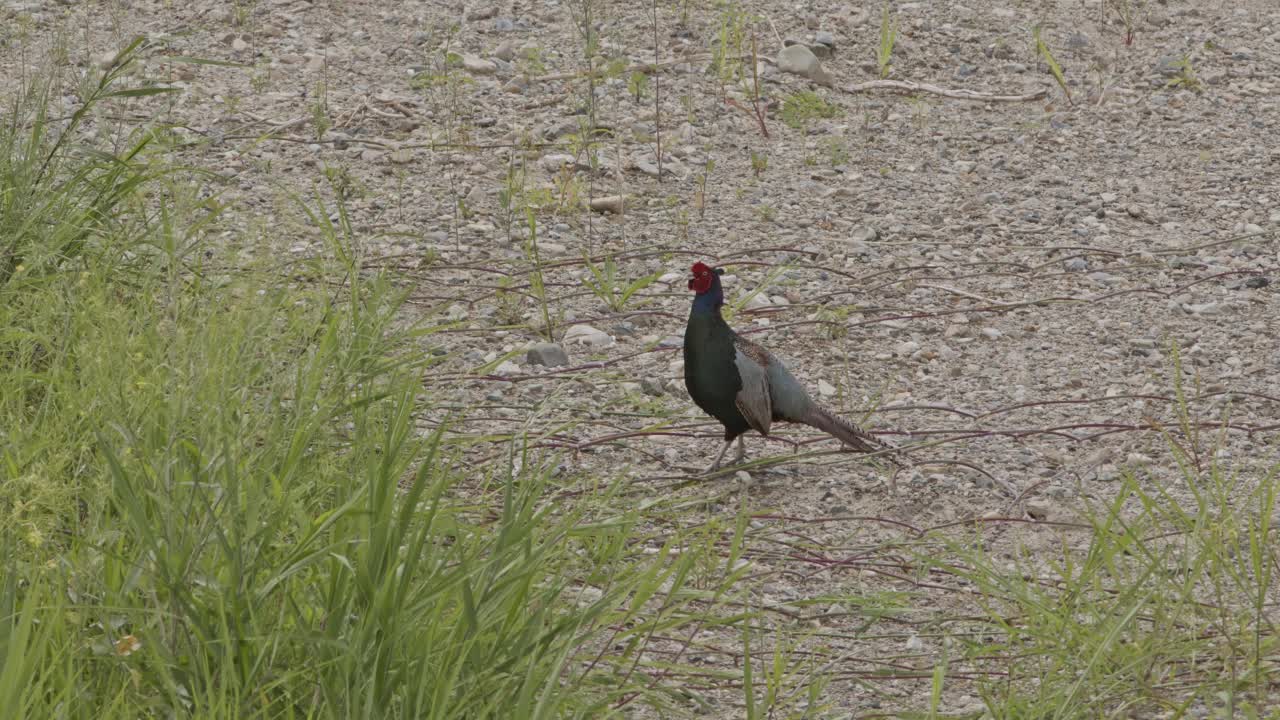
[841, 79, 1048, 103]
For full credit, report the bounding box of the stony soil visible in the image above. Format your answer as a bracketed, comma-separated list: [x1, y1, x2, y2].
[4, 0, 1279, 715]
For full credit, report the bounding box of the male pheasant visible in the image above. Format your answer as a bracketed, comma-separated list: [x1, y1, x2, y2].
[682, 261, 902, 472]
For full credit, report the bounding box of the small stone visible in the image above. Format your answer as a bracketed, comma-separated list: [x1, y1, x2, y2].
[494, 360, 521, 376]
[502, 76, 528, 93]
[640, 378, 665, 396]
[494, 40, 516, 61]
[1180, 302, 1222, 316]
[232, 37, 249, 52]
[818, 379, 837, 397]
[563, 324, 614, 348]
[954, 160, 977, 174]
[895, 340, 920, 356]
[980, 328, 1002, 340]
[1026, 500, 1054, 522]
[814, 30, 835, 48]
[1154, 54, 1184, 77]
[776, 44, 834, 86]
[461, 55, 498, 75]
[905, 635, 923, 651]
[590, 195, 626, 214]
[735, 470, 754, 490]
[388, 148, 413, 164]
[1063, 257, 1088, 272]
[848, 225, 878, 243]
[1244, 276, 1270, 289]
[527, 342, 570, 367]
[466, 5, 498, 21]
[539, 153, 577, 172]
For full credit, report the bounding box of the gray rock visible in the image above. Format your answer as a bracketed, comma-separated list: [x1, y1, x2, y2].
[1154, 54, 1184, 77]
[494, 40, 516, 61]
[640, 378, 665, 396]
[848, 225, 878, 243]
[776, 45, 834, 86]
[563, 324, 614, 348]
[461, 55, 497, 75]
[590, 195, 626, 214]
[814, 30, 835, 48]
[493, 17, 516, 32]
[1063, 257, 1088, 272]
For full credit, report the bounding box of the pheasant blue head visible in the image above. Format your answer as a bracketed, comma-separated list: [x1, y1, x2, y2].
[688, 261, 725, 312]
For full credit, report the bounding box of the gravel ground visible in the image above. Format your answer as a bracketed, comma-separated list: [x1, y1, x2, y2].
[4, 0, 1278, 714]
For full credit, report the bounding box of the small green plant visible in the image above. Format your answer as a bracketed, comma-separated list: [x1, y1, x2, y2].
[779, 90, 840, 129]
[1034, 25, 1074, 105]
[1165, 54, 1202, 92]
[310, 76, 330, 140]
[1105, 0, 1146, 46]
[523, 210, 555, 340]
[877, 2, 897, 79]
[627, 69, 649, 103]
[583, 255, 660, 313]
[696, 158, 715, 218]
[249, 62, 270, 93]
[756, 204, 776, 222]
[825, 137, 850, 166]
[519, 46, 547, 76]
[816, 304, 852, 339]
[749, 149, 768, 179]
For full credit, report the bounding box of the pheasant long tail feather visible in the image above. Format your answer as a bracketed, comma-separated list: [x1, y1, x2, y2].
[801, 405, 906, 467]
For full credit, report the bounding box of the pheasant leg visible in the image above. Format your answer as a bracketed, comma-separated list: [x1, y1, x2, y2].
[706, 439, 735, 473]
[734, 436, 746, 464]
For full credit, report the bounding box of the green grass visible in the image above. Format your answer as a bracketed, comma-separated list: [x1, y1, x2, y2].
[0, 40, 766, 719]
[779, 91, 840, 130]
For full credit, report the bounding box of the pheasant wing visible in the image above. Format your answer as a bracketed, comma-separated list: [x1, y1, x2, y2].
[732, 337, 773, 435]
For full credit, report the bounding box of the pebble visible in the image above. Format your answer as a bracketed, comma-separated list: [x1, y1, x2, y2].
[526, 342, 569, 367]
[494, 40, 516, 61]
[590, 195, 626, 214]
[1063, 257, 1088, 272]
[848, 225, 878, 243]
[640, 378, 665, 396]
[1026, 500, 1055, 522]
[980, 328, 1002, 340]
[461, 55, 498, 75]
[776, 44, 834, 86]
[818, 379, 837, 397]
[494, 360, 521, 376]
[563, 324, 615, 348]
[1180, 302, 1222, 316]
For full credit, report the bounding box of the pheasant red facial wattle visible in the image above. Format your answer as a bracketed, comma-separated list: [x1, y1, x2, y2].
[687, 262, 717, 294]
